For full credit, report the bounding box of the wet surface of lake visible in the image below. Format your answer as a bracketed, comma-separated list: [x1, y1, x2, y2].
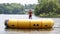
[0, 14, 60, 34]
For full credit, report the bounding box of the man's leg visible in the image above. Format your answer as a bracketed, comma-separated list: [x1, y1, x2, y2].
[29, 15, 32, 19]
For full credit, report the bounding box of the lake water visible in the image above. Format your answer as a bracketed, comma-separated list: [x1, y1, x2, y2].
[0, 14, 60, 34]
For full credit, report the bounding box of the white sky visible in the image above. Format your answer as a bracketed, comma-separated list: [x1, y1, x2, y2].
[0, 0, 38, 5]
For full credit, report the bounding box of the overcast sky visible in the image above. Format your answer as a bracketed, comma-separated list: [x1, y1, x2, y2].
[0, 0, 38, 5]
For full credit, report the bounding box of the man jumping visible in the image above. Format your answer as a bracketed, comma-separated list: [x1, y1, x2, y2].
[28, 9, 32, 19]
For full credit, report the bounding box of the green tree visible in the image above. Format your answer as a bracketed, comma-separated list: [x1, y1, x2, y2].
[0, 3, 25, 14]
[34, 0, 60, 16]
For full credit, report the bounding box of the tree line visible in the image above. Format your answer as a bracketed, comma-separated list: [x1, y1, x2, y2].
[34, 0, 60, 17]
[0, 3, 35, 14]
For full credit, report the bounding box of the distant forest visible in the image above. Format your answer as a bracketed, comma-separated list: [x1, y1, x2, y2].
[0, 3, 36, 14]
[34, 0, 60, 17]
[0, 0, 60, 17]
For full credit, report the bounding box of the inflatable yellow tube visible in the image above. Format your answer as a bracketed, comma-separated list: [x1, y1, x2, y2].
[5, 19, 54, 29]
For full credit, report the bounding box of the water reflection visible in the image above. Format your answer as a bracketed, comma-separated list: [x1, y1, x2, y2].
[5, 28, 54, 34]
[5, 28, 53, 31]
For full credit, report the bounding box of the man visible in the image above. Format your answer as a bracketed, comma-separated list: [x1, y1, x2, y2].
[28, 9, 32, 19]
